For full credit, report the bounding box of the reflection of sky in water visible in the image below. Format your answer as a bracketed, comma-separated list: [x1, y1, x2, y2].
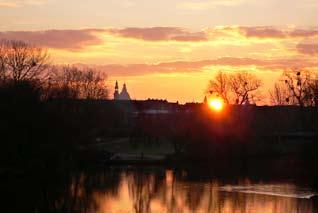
[85, 170, 317, 213]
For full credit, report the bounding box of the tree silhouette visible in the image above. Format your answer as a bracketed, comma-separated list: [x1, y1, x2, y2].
[207, 71, 262, 105]
[45, 66, 108, 100]
[0, 40, 49, 84]
[229, 72, 262, 105]
[207, 71, 230, 103]
[283, 71, 312, 107]
[269, 82, 291, 105]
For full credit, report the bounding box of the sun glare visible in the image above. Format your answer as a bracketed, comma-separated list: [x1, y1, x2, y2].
[208, 98, 224, 111]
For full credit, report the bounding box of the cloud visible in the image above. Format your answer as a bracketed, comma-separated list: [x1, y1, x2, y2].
[289, 29, 318, 38]
[76, 57, 318, 76]
[108, 27, 208, 42]
[239, 27, 286, 38]
[1, 27, 318, 50]
[239, 26, 318, 39]
[110, 26, 318, 42]
[0, 0, 47, 7]
[297, 42, 318, 55]
[0, 29, 104, 50]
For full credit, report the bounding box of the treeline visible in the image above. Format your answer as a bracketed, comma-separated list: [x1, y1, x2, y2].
[270, 71, 318, 106]
[0, 40, 109, 171]
[207, 71, 318, 106]
[0, 40, 108, 100]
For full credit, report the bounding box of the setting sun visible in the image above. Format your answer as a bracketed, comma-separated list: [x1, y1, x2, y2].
[208, 98, 224, 112]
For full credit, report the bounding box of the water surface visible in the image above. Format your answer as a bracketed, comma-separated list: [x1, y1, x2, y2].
[62, 167, 318, 213]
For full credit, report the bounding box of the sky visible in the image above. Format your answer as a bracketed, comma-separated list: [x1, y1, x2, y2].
[1, 0, 318, 103]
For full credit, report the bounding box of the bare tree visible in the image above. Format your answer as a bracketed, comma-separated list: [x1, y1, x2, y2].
[44, 66, 80, 99]
[207, 71, 230, 103]
[269, 71, 318, 106]
[283, 71, 311, 107]
[308, 77, 318, 106]
[1, 40, 49, 84]
[207, 71, 262, 105]
[45, 66, 108, 100]
[0, 42, 6, 83]
[229, 72, 262, 105]
[269, 82, 291, 105]
[81, 69, 108, 99]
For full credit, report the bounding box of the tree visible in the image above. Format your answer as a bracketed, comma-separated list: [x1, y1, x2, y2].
[269, 82, 291, 105]
[283, 71, 311, 107]
[207, 71, 262, 105]
[308, 78, 318, 106]
[45, 66, 108, 100]
[229, 72, 262, 105]
[207, 71, 230, 103]
[81, 69, 108, 99]
[0, 42, 7, 83]
[0, 40, 49, 84]
[270, 71, 318, 107]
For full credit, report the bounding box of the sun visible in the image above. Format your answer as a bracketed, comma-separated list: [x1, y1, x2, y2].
[208, 98, 224, 112]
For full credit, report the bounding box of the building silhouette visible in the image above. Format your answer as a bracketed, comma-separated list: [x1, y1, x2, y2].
[114, 81, 131, 100]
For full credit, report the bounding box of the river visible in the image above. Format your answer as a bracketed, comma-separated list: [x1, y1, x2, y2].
[24, 166, 315, 213]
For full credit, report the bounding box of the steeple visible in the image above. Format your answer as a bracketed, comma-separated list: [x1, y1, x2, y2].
[114, 81, 119, 100]
[119, 83, 131, 100]
[114, 81, 131, 100]
[115, 81, 119, 90]
[122, 83, 127, 92]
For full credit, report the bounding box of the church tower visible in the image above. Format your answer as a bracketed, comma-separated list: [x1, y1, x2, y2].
[119, 83, 131, 100]
[114, 81, 119, 100]
[114, 81, 131, 100]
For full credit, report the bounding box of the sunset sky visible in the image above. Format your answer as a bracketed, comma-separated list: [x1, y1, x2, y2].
[1, 0, 318, 103]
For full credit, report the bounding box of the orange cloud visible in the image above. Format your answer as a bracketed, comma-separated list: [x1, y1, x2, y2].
[1, 27, 318, 52]
[106, 26, 318, 43]
[108, 27, 208, 42]
[73, 57, 318, 76]
[297, 42, 318, 55]
[0, 29, 104, 50]
[239, 26, 318, 39]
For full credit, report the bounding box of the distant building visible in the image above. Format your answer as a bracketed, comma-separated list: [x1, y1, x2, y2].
[114, 81, 119, 100]
[114, 81, 131, 100]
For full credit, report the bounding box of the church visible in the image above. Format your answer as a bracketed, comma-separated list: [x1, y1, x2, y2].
[114, 81, 131, 100]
